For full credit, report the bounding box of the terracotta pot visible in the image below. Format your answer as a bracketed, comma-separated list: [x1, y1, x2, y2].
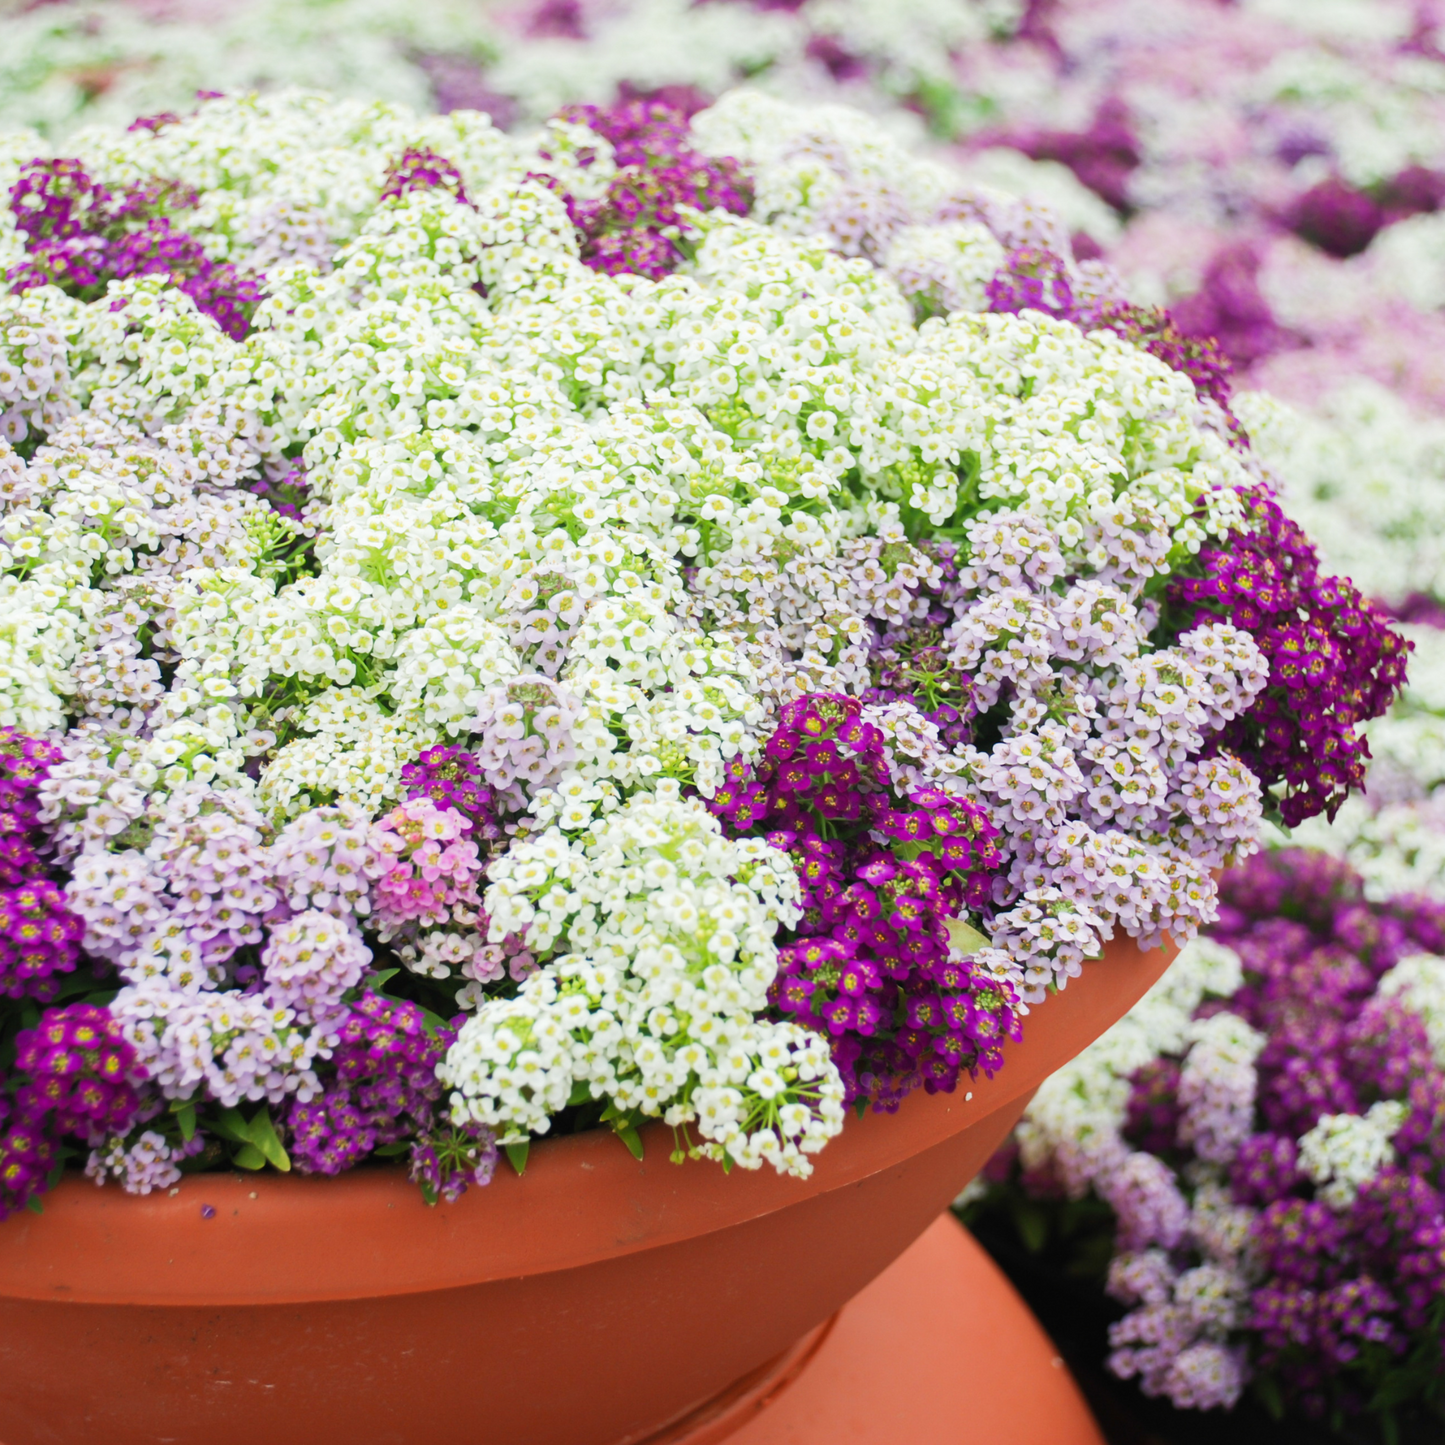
[0, 934, 1173, 1445]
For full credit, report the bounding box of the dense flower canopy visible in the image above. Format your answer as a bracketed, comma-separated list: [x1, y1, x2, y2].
[0, 86, 1400, 1215]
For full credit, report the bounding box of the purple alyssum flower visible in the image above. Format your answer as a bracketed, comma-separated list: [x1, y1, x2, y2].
[282, 992, 495, 1202]
[0, 1003, 145, 1218]
[710, 692, 1016, 1111]
[1168, 493, 1410, 826]
[7, 157, 260, 339]
[540, 100, 751, 279]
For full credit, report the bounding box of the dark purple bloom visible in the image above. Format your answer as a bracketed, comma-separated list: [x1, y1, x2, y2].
[380, 148, 469, 206]
[1168, 491, 1410, 826]
[281, 992, 495, 1203]
[536, 100, 752, 280]
[709, 692, 1012, 1111]
[400, 746, 502, 843]
[1287, 177, 1385, 258]
[1, 1003, 146, 1218]
[6, 157, 260, 339]
[1003, 97, 1142, 212]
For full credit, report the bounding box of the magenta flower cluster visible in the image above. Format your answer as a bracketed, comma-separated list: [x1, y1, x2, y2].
[710, 693, 1018, 1111]
[1285, 168, 1445, 260]
[1193, 851, 1445, 1421]
[400, 745, 503, 844]
[546, 100, 751, 278]
[997, 96, 1143, 215]
[369, 798, 485, 933]
[1168, 491, 1411, 827]
[1167, 242, 1288, 374]
[0, 732, 83, 1001]
[7, 158, 261, 340]
[1, 1004, 144, 1216]
[282, 991, 495, 1202]
[380, 147, 470, 206]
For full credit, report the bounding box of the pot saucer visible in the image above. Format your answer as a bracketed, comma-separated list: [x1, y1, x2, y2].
[644, 1215, 1103, 1445]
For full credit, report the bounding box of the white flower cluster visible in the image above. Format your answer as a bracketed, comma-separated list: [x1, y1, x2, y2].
[1249, 39, 1445, 190]
[1009, 937, 1246, 1195]
[1297, 1101, 1409, 1210]
[482, 0, 1022, 127]
[1239, 384, 1445, 612]
[441, 785, 846, 1175]
[692, 89, 1126, 312]
[1377, 952, 1445, 1065]
[84, 1125, 204, 1195]
[0, 0, 494, 139]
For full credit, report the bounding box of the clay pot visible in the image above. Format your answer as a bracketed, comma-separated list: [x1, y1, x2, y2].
[0, 934, 1173, 1445]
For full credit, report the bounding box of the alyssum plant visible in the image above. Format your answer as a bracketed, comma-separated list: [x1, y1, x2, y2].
[0, 88, 1404, 1212]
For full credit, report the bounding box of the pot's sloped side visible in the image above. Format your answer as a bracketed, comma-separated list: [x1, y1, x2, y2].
[0, 936, 1175, 1445]
[0, 1096, 1028, 1445]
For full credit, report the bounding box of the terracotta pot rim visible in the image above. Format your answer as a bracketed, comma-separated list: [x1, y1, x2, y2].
[0, 937, 1176, 1308]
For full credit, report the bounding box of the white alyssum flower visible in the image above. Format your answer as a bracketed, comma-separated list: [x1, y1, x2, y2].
[1377, 953, 1445, 1066]
[1015, 938, 1245, 1193]
[1298, 1101, 1410, 1210]
[1239, 384, 1445, 611]
[440, 783, 845, 1176]
[0, 84, 1292, 1161]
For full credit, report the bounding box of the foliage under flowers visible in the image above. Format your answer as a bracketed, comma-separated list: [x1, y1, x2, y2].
[967, 848, 1445, 1431]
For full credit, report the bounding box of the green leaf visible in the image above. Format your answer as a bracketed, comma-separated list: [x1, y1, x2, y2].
[173, 1101, 197, 1143]
[1012, 1199, 1050, 1254]
[372, 1142, 409, 1157]
[853, 1097, 868, 1120]
[567, 1079, 593, 1107]
[248, 1107, 291, 1172]
[366, 968, 400, 992]
[231, 1143, 266, 1171]
[504, 1141, 530, 1176]
[1253, 1374, 1285, 1422]
[614, 1124, 644, 1162]
[945, 916, 990, 957]
[208, 1107, 251, 1146]
[720, 1153, 734, 1175]
[416, 1005, 451, 1039]
[24, 1195, 43, 1215]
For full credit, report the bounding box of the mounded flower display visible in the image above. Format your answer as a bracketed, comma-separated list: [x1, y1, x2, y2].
[0, 87, 1404, 1215]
